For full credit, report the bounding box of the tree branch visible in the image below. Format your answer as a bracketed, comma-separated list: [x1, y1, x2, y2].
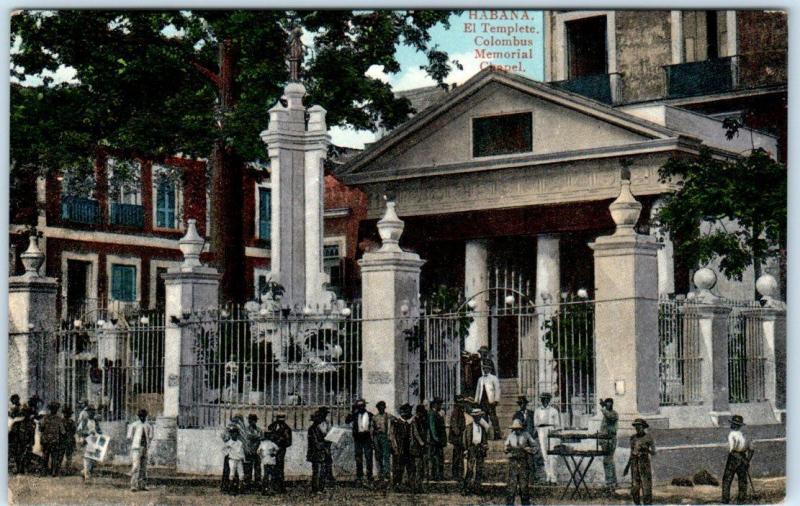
[190, 60, 222, 88]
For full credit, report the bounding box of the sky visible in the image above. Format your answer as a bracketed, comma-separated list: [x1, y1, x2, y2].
[331, 10, 545, 148]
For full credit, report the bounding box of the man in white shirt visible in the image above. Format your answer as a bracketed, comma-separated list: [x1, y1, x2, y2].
[127, 408, 154, 492]
[345, 398, 374, 483]
[475, 368, 502, 439]
[722, 415, 752, 504]
[505, 419, 539, 505]
[533, 392, 561, 483]
[462, 407, 490, 494]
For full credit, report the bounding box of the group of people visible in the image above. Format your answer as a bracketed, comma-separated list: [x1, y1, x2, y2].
[8, 395, 78, 478]
[219, 412, 293, 495]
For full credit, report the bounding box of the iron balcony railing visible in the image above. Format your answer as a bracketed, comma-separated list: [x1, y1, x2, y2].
[663, 51, 786, 99]
[61, 195, 101, 225]
[549, 73, 621, 105]
[110, 202, 145, 228]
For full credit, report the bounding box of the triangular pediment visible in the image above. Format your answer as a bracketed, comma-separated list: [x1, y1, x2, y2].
[338, 68, 685, 183]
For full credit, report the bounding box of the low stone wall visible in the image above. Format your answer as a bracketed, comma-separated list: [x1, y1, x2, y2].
[660, 401, 780, 429]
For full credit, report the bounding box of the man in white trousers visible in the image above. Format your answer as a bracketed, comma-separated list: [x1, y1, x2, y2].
[533, 392, 561, 483]
[127, 408, 154, 492]
[474, 368, 502, 440]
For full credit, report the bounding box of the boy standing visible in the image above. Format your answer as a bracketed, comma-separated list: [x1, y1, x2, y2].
[372, 401, 393, 483]
[127, 409, 153, 492]
[40, 401, 66, 477]
[257, 431, 280, 495]
[61, 406, 77, 474]
[722, 415, 752, 504]
[625, 419, 656, 505]
[223, 425, 246, 495]
[266, 413, 292, 493]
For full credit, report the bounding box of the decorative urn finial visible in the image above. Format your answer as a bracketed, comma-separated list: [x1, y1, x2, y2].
[756, 274, 785, 309]
[377, 199, 404, 252]
[179, 219, 205, 268]
[693, 268, 719, 303]
[609, 170, 642, 234]
[20, 234, 44, 277]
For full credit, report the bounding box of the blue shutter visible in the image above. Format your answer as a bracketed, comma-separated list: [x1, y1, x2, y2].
[258, 188, 271, 241]
[111, 264, 136, 302]
[156, 180, 176, 229]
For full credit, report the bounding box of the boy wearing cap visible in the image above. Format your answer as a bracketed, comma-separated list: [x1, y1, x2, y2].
[462, 407, 489, 495]
[223, 425, 246, 495]
[345, 399, 375, 483]
[722, 415, 751, 504]
[267, 413, 292, 492]
[505, 418, 538, 505]
[127, 408, 154, 491]
[372, 400, 393, 483]
[625, 419, 656, 505]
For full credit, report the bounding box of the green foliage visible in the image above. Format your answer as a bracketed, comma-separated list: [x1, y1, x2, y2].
[11, 10, 459, 172]
[655, 146, 786, 280]
[541, 299, 594, 364]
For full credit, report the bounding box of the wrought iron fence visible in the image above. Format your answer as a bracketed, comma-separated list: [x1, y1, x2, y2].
[728, 305, 767, 403]
[658, 297, 702, 406]
[179, 303, 362, 430]
[40, 309, 165, 422]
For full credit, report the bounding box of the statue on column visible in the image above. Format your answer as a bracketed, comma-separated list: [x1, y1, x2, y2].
[287, 25, 304, 82]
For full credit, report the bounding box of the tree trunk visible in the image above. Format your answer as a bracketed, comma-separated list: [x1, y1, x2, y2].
[209, 39, 246, 303]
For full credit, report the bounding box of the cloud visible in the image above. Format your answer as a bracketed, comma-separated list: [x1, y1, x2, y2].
[364, 64, 390, 84]
[329, 125, 377, 150]
[392, 50, 481, 91]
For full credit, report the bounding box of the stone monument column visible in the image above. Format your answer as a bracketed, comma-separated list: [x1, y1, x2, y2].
[153, 219, 220, 465]
[359, 201, 425, 414]
[8, 235, 58, 401]
[589, 176, 666, 428]
[464, 239, 489, 352]
[692, 268, 733, 426]
[261, 83, 332, 311]
[535, 234, 560, 395]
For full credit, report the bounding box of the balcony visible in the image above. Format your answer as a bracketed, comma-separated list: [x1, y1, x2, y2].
[664, 51, 786, 99]
[61, 196, 100, 225]
[110, 202, 145, 228]
[549, 73, 620, 105]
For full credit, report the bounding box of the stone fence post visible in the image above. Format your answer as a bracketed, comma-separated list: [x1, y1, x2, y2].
[692, 268, 733, 426]
[589, 175, 666, 429]
[359, 201, 425, 415]
[8, 235, 58, 402]
[152, 220, 219, 466]
[753, 274, 786, 422]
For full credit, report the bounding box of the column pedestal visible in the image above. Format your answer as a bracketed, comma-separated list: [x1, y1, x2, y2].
[696, 299, 733, 426]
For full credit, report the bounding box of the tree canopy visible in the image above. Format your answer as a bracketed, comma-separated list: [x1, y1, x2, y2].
[656, 145, 786, 288]
[11, 10, 460, 301]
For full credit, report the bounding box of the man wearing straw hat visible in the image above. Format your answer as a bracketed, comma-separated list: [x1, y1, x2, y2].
[505, 418, 539, 505]
[533, 392, 561, 483]
[722, 415, 752, 504]
[462, 407, 489, 495]
[625, 418, 656, 505]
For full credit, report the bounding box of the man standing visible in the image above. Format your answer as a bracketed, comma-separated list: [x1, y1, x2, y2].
[462, 407, 489, 495]
[533, 392, 561, 483]
[127, 408, 153, 492]
[599, 398, 619, 494]
[345, 399, 374, 484]
[390, 403, 414, 491]
[306, 410, 330, 493]
[505, 419, 538, 505]
[410, 404, 429, 493]
[625, 419, 656, 505]
[242, 414, 263, 491]
[428, 397, 447, 481]
[266, 413, 292, 493]
[40, 401, 66, 477]
[513, 395, 542, 482]
[722, 415, 751, 504]
[77, 405, 102, 483]
[372, 400, 393, 483]
[475, 368, 501, 440]
[448, 395, 468, 481]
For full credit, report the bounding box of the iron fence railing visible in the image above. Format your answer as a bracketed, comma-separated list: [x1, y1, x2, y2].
[61, 195, 101, 225]
[179, 303, 362, 430]
[658, 297, 703, 406]
[110, 202, 145, 228]
[728, 305, 767, 403]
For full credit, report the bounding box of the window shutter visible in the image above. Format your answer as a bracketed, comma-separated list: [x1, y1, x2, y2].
[259, 188, 271, 240]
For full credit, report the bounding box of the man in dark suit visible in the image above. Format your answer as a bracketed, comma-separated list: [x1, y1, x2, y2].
[345, 398, 374, 483]
[428, 397, 447, 481]
[266, 413, 292, 493]
[390, 403, 415, 491]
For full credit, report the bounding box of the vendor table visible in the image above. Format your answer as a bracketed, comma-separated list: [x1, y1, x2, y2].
[547, 430, 612, 500]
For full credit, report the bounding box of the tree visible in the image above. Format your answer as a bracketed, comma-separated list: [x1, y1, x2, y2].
[655, 143, 786, 297]
[11, 10, 460, 302]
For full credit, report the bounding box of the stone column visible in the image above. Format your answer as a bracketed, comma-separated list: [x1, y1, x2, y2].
[464, 239, 489, 353]
[754, 274, 786, 421]
[8, 235, 58, 401]
[693, 268, 733, 426]
[261, 83, 332, 311]
[153, 219, 220, 465]
[650, 200, 675, 296]
[536, 234, 559, 395]
[359, 201, 425, 414]
[589, 177, 666, 428]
